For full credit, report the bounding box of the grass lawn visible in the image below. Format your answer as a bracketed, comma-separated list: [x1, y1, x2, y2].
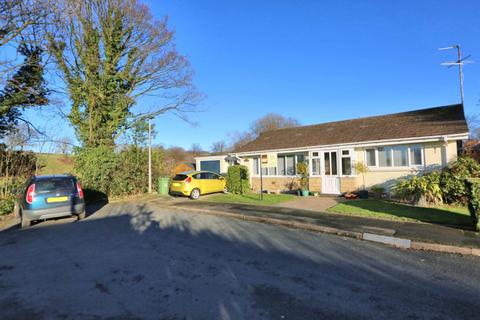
[327, 199, 471, 226]
[201, 192, 296, 206]
[37, 153, 75, 175]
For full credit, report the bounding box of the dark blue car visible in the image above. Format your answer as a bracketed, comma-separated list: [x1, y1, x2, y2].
[14, 175, 86, 228]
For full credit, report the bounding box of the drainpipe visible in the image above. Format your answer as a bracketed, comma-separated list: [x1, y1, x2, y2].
[442, 136, 449, 166]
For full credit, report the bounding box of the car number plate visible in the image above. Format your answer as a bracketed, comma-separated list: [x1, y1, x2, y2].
[172, 183, 180, 187]
[47, 196, 68, 203]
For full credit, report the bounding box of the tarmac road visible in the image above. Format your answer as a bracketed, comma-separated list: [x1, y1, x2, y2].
[0, 201, 478, 319]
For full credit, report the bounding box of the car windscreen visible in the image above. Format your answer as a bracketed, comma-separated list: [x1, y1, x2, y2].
[172, 174, 188, 181]
[35, 178, 75, 194]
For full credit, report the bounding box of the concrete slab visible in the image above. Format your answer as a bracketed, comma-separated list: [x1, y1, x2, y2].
[363, 233, 411, 248]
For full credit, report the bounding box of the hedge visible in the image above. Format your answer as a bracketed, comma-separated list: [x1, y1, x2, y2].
[466, 178, 480, 231]
[226, 165, 250, 194]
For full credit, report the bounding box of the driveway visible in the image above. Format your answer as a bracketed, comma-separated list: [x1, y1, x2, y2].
[0, 201, 478, 319]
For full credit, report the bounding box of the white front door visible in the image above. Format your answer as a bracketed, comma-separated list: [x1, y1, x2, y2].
[322, 151, 341, 194]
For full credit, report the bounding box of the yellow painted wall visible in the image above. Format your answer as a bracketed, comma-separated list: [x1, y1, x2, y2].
[355, 140, 459, 190]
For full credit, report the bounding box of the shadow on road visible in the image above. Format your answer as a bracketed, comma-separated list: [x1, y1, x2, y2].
[0, 202, 478, 319]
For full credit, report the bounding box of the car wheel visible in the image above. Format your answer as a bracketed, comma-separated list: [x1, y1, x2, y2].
[190, 188, 201, 200]
[20, 211, 31, 229]
[223, 187, 228, 194]
[77, 211, 86, 220]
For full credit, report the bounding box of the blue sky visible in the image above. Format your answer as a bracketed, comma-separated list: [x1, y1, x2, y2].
[24, 0, 480, 151]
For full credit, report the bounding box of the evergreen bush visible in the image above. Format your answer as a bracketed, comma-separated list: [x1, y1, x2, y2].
[466, 178, 480, 231]
[226, 165, 249, 194]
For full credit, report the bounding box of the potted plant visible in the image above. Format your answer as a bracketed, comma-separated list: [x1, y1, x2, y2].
[296, 161, 310, 197]
[354, 161, 369, 199]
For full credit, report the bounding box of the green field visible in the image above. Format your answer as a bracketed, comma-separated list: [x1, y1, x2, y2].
[327, 199, 471, 226]
[36, 153, 75, 175]
[201, 192, 295, 206]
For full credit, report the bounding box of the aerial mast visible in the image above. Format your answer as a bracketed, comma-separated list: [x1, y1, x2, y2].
[439, 44, 473, 105]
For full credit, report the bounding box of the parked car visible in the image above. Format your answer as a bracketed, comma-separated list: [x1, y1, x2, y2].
[169, 171, 227, 200]
[14, 175, 86, 228]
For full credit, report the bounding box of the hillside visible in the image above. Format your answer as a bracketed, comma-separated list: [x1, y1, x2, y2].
[36, 153, 75, 175]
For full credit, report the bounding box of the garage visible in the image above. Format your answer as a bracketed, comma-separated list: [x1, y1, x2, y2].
[199, 160, 221, 174]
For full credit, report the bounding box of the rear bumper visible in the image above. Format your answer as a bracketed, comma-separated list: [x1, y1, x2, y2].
[23, 203, 85, 221]
[169, 190, 190, 197]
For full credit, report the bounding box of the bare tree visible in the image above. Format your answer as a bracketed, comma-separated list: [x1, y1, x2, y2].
[250, 113, 300, 137]
[189, 143, 204, 158]
[210, 140, 227, 153]
[466, 114, 480, 139]
[57, 136, 72, 154]
[229, 114, 300, 150]
[230, 131, 254, 151]
[47, 0, 200, 147]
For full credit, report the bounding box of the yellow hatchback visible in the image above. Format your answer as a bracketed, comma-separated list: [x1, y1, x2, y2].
[169, 171, 227, 200]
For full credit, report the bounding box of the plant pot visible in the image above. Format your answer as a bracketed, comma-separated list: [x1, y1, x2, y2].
[302, 190, 310, 197]
[358, 190, 369, 199]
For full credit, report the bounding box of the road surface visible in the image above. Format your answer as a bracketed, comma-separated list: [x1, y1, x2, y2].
[0, 201, 478, 319]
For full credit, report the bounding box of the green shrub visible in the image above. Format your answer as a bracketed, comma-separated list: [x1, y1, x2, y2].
[74, 146, 118, 196]
[466, 178, 480, 231]
[0, 197, 14, 216]
[296, 161, 309, 191]
[226, 165, 249, 194]
[370, 185, 385, 194]
[393, 172, 442, 205]
[440, 157, 480, 204]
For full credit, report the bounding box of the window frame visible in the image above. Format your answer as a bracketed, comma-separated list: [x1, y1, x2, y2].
[364, 145, 424, 170]
[340, 149, 353, 176]
[251, 153, 307, 177]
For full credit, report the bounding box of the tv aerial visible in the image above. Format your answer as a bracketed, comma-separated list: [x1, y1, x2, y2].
[439, 44, 474, 105]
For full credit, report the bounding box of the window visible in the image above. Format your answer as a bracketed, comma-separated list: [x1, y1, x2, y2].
[341, 149, 352, 175]
[378, 147, 392, 167]
[296, 154, 305, 164]
[286, 155, 295, 175]
[410, 146, 422, 166]
[253, 158, 259, 175]
[278, 156, 286, 175]
[331, 152, 337, 175]
[324, 152, 330, 175]
[392, 146, 408, 167]
[366, 149, 376, 166]
[324, 151, 337, 175]
[366, 145, 424, 168]
[312, 158, 321, 175]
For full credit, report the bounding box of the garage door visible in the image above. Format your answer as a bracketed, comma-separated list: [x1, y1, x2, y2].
[200, 160, 221, 174]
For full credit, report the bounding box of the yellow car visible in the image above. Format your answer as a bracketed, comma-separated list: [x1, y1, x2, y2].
[169, 171, 227, 200]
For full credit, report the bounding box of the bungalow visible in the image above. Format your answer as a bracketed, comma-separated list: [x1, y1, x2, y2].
[196, 104, 469, 195]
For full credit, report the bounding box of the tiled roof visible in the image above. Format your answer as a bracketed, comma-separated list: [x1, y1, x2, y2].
[234, 104, 468, 153]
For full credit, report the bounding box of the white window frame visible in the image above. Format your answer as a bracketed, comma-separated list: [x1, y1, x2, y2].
[364, 145, 424, 170]
[251, 153, 307, 177]
[340, 148, 354, 176]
